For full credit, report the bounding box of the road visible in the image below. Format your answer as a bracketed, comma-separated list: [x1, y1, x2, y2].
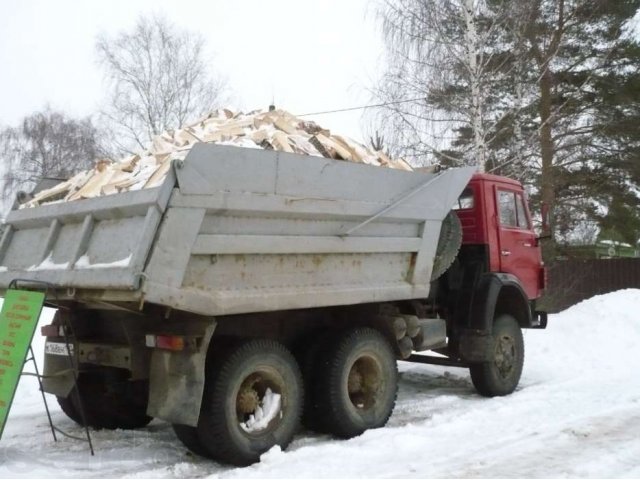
[1, 289, 639, 478]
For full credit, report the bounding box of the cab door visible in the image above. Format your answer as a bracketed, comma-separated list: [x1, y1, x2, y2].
[495, 187, 541, 299]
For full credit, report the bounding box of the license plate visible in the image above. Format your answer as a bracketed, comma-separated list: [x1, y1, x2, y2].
[45, 342, 74, 356]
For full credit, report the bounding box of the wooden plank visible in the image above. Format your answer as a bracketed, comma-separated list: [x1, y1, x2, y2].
[289, 135, 319, 156]
[202, 131, 222, 143]
[308, 135, 332, 158]
[151, 135, 174, 154]
[218, 126, 247, 138]
[23, 170, 89, 206]
[274, 117, 297, 134]
[68, 168, 116, 200]
[271, 131, 294, 153]
[174, 128, 197, 146]
[333, 135, 364, 163]
[192, 234, 421, 255]
[253, 116, 273, 129]
[144, 160, 172, 189]
[389, 158, 413, 171]
[116, 154, 139, 173]
[251, 129, 270, 144]
[23, 107, 418, 208]
[316, 133, 353, 161]
[29, 179, 72, 204]
[101, 169, 140, 192]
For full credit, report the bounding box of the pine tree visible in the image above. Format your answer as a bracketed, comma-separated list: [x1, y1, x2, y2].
[374, 0, 640, 258]
[517, 0, 640, 254]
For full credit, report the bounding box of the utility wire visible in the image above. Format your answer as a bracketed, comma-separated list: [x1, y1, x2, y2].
[297, 97, 426, 117]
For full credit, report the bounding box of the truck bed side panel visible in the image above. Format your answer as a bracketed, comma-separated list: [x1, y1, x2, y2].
[0, 171, 175, 291]
[142, 144, 474, 315]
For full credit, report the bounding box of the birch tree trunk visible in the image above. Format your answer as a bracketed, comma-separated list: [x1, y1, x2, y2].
[462, 0, 486, 172]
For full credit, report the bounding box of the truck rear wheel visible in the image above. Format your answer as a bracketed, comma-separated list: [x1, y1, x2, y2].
[469, 314, 524, 397]
[196, 339, 303, 466]
[56, 372, 152, 430]
[310, 328, 398, 438]
[56, 394, 84, 425]
[295, 330, 333, 431]
[172, 424, 210, 457]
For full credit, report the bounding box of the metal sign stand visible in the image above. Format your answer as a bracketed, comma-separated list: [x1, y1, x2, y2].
[7, 279, 94, 455]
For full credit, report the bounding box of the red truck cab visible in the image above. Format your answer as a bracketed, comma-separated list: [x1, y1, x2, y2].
[434, 172, 547, 391]
[455, 173, 544, 299]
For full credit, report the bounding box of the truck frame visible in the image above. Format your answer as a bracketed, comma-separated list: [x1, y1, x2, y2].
[0, 144, 546, 465]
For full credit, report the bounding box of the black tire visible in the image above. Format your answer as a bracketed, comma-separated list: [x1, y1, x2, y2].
[56, 394, 83, 425]
[311, 328, 398, 438]
[172, 424, 210, 457]
[56, 372, 152, 430]
[197, 339, 303, 466]
[431, 211, 463, 280]
[470, 314, 524, 397]
[294, 330, 334, 431]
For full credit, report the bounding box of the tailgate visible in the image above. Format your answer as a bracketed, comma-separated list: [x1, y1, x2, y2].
[0, 171, 175, 290]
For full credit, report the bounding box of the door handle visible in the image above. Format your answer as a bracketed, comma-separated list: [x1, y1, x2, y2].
[501, 250, 511, 256]
[523, 242, 532, 247]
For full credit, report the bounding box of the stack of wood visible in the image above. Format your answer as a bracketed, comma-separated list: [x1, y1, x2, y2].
[376, 311, 448, 359]
[21, 108, 413, 208]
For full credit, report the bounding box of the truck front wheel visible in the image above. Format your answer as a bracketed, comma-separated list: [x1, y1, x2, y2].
[196, 339, 303, 466]
[309, 328, 398, 438]
[469, 314, 524, 397]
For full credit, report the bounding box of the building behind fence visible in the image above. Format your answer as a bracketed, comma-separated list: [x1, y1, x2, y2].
[539, 258, 640, 313]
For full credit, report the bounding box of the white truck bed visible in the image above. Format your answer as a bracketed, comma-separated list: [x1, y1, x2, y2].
[0, 144, 474, 316]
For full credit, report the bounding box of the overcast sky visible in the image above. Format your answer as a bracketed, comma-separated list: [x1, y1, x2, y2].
[0, 0, 384, 142]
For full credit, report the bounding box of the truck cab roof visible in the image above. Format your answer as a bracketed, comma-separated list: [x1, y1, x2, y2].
[470, 172, 523, 188]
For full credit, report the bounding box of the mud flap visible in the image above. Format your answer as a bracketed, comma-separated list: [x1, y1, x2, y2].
[146, 322, 216, 426]
[41, 351, 76, 398]
[458, 329, 493, 363]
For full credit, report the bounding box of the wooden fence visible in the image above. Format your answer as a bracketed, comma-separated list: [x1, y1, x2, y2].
[538, 258, 640, 313]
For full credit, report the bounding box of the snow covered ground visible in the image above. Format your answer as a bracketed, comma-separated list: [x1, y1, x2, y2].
[1, 289, 639, 478]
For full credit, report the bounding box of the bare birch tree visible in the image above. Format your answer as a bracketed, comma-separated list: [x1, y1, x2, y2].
[96, 15, 228, 153]
[0, 108, 101, 213]
[372, 0, 518, 171]
[374, 0, 640, 255]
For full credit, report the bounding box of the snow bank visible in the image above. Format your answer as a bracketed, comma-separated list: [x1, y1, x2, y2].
[0, 290, 639, 478]
[525, 288, 640, 383]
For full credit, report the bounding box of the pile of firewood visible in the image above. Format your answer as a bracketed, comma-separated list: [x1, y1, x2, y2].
[376, 311, 446, 359]
[22, 108, 413, 208]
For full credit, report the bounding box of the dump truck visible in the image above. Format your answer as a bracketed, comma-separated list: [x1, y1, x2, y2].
[0, 144, 546, 465]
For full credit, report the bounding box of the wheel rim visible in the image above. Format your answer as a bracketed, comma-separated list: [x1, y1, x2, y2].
[236, 368, 285, 435]
[494, 334, 516, 379]
[347, 355, 383, 411]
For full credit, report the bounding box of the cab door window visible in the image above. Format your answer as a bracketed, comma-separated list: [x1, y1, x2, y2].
[498, 190, 529, 229]
[454, 187, 474, 210]
[515, 194, 530, 228]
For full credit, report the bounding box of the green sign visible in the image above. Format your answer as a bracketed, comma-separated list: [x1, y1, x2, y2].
[0, 289, 45, 439]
